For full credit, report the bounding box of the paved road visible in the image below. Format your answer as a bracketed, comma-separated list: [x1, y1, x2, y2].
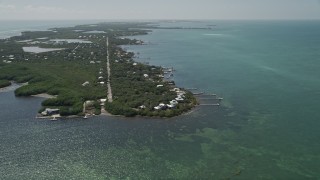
[106, 37, 113, 102]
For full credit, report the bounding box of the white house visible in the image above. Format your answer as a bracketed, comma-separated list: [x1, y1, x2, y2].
[100, 99, 107, 103]
[167, 104, 176, 108]
[175, 97, 184, 101]
[173, 88, 180, 92]
[154, 106, 161, 110]
[170, 100, 178, 105]
[41, 108, 60, 116]
[82, 81, 90, 86]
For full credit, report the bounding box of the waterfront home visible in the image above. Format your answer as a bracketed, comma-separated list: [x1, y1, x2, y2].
[175, 97, 184, 101]
[41, 108, 60, 116]
[154, 103, 167, 110]
[170, 100, 178, 105]
[177, 91, 186, 96]
[139, 105, 146, 109]
[172, 88, 180, 92]
[144, 74, 149, 78]
[167, 104, 176, 109]
[157, 85, 164, 88]
[177, 93, 185, 99]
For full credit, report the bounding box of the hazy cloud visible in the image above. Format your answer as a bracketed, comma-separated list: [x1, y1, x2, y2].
[0, 3, 16, 11]
[23, 5, 69, 13]
[0, 0, 319, 20]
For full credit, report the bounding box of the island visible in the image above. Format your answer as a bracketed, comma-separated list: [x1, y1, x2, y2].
[0, 22, 198, 118]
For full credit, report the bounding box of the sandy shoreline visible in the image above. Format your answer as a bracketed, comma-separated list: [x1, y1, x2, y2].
[32, 93, 57, 99]
[0, 82, 27, 93]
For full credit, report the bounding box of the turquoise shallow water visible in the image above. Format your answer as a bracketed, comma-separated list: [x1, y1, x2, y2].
[1, 20, 320, 179]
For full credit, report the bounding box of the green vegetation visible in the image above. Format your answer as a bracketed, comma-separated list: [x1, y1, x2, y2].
[0, 79, 11, 88]
[0, 22, 197, 117]
[0, 60, 106, 115]
[106, 45, 197, 117]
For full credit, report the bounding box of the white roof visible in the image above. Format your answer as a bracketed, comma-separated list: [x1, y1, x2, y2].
[82, 81, 90, 86]
[175, 97, 184, 101]
[170, 100, 178, 104]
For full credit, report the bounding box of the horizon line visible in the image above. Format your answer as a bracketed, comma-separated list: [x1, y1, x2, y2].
[1, 18, 320, 21]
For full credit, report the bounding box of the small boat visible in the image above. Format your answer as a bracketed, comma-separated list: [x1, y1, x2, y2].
[51, 116, 58, 121]
[83, 114, 88, 119]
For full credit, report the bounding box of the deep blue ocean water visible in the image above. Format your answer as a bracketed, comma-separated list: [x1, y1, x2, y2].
[1, 20, 320, 179]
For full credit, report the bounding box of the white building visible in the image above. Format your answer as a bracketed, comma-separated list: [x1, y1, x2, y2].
[82, 81, 90, 86]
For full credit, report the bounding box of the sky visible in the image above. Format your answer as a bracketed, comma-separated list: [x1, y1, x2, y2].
[0, 0, 320, 20]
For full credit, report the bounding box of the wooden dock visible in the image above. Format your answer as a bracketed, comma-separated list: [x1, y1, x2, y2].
[199, 103, 220, 106]
[193, 92, 205, 95]
[199, 97, 223, 100]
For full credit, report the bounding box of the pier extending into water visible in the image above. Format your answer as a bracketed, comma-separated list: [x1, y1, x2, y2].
[188, 88, 223, 107]
[199, 103, 220, 106]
